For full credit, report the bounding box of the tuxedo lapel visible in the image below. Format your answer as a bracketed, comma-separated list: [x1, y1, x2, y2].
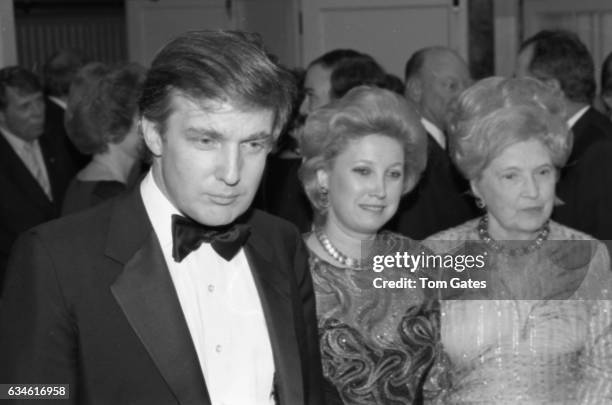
[38, 131, 69, 203]
[245, 230, 305, 405]
[0, 133, 55, 212]
[568, 107, 591, 164]
[107, 189, 211, 405]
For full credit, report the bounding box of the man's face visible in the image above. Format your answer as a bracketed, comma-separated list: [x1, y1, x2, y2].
[515, 44, 535, 79]
[143, 93, 275, 226]
[299, 63, 332, 116]
[415, 51, 470, 129]
[0, 87, 45, 141]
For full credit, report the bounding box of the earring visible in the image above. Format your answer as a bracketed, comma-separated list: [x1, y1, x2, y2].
[554, 195, 565, 206]
[475, 198, 485, 209]
[319, 186, 329, 207]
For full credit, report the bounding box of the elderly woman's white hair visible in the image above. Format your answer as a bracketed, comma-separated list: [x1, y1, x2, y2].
[447, 76, 573, 181]
[298, 85, 427, 212]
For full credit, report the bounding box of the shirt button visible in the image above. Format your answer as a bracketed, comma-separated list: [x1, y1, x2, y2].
[208, 284, 215, 292]
[216, 344, 222, 353]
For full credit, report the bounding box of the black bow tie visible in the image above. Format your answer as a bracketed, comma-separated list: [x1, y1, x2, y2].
[171, 214, 251, 263]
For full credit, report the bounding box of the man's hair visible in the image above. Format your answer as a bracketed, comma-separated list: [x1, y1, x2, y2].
[329, 55, 386, 99]
[43, 49, 87, 97]
[309, 49, 387, 101]
[404, 47, 430, 82]
[384, 73, 405, 95]
[0, 66, 42, 110]
[520, 29, 595, 104]
[139, 30, 296, 138]
[308, 49, 364, 70]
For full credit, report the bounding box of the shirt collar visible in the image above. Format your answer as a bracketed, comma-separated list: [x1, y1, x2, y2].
[0, 126, 37, 152]
[420, 117, 446, 149]
[140, 170, 181, 251]
[567, 105, 590, 128]
[48, 96, 67, 110]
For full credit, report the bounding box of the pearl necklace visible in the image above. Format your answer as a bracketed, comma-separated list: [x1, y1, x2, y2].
[477, 215, 550, 257]
[315, 228, 366, 269]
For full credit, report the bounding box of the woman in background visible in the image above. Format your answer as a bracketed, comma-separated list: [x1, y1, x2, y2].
[423, 77, 612, 404]
[261, 50, 389, 232]
[62, 62, 146, 215]
[299, 85, 437, 404]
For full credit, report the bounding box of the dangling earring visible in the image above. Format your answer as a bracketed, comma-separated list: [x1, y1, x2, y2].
[319, 186, 329, 208]
[475, 198, 485, 209]
[554, 195, 565, 206]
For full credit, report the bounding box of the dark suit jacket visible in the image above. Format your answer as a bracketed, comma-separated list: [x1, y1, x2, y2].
[0, 186, 325, 405]
[44, 98, 90, 172]
[0, 131, 75, 292]
[552, 107, 612, 240]
[387, 133, 479, 240]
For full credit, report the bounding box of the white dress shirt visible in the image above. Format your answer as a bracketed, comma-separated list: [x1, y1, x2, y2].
[0, 127, 52, 200]
[421, 117, 446, 149]
[140, 171, 275, 405]
[567, 105, 589, 129]
[48, 95, 67, 110]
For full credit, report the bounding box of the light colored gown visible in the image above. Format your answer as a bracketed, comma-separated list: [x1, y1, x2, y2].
[423, 218, 612, 405]
[307, 231, 439, 404]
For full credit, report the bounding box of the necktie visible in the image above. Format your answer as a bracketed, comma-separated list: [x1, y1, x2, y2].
[171, 214, 251, 263]
[23, 141, 52, 200]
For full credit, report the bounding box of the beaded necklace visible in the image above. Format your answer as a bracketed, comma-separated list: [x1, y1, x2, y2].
[477, 215, 550, 257]
[314, 227, 367, 269]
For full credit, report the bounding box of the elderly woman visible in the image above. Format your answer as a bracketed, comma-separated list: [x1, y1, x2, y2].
[61, 62, 146, 215]
[423, 77, 612, 404]
[299, 85, 438, 404]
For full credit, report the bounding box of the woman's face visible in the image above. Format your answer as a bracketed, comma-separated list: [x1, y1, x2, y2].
[319, 134, 405, 237]
[472, 139, 556, 240]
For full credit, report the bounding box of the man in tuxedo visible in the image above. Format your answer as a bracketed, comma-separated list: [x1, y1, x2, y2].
[387, 46, 479, 239]
[516, 30, 612, 240]
[0, 66, 74, 294]
[0, 31, 325, 405]
[42, 49, 90, 172]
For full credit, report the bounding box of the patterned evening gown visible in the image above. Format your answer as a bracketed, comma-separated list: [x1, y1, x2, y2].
[307, 231, 439, 405]
[422, 218, 612, 404]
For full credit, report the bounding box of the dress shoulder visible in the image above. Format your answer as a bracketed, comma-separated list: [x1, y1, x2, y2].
[422, 218, 480, 253]
[548, 220, 601, 241]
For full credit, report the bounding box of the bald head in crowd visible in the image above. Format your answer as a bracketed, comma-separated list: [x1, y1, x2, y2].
[387, 46, 478, 240]
[404, 46, 471, 131]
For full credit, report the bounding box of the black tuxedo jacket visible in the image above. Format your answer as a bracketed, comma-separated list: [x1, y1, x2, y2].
[44, 98, 90, 171]
[387, 133, 479, 240]
[0, 186, 325, 405]
[0, 131, 74, 292]
[553, 107, 612, 240]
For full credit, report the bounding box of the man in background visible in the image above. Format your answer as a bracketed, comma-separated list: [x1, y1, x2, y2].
[516, 29, 612, 240]
[388, 46, 479, 240]
[0, 66, 74, 294]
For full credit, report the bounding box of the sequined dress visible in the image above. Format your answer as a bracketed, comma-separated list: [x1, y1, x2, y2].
[422, 219, 612, 404]
[307, 231, 439, 405]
